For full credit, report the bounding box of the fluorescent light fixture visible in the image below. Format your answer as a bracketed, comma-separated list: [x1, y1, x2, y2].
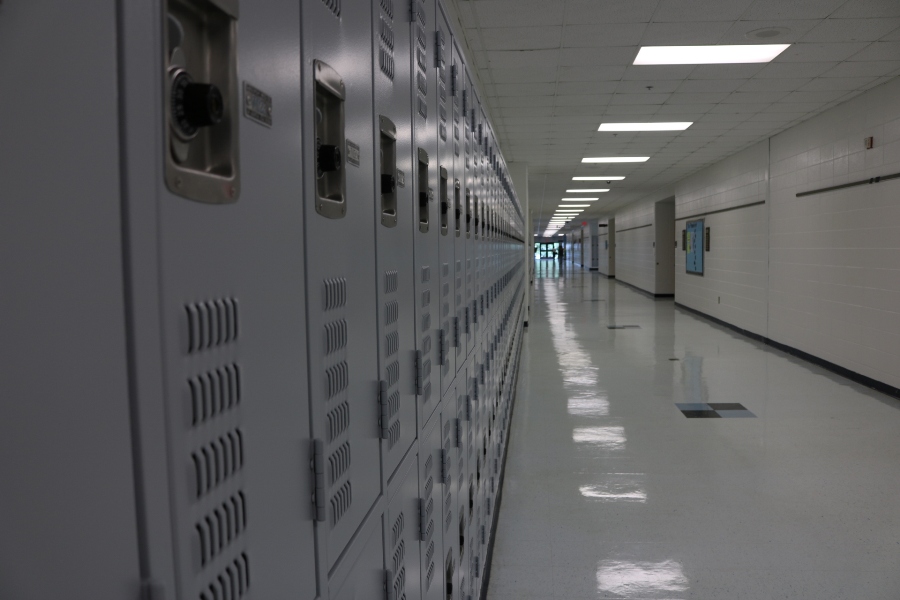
[573, 176, 625, 181]
[634, 44, 789, 65]
[556, 209, 583, 212]
[582, 157, 649, 163]
[558, 204, 590, 208]
[565, 191, 607, 194]
[599, 122, 692, 131]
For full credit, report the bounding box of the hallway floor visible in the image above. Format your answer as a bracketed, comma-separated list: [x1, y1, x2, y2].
[487, 261, 900, 599]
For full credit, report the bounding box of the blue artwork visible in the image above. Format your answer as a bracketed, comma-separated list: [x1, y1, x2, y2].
[685, 219, 704, 275]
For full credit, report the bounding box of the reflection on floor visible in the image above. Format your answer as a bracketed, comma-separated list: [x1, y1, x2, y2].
[488, 261, 900, 600]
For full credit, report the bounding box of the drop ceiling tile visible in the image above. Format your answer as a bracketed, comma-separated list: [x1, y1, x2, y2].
[698, 112, 753, 121]
[723, 90, 789, 103]
[623, 65, 695, 80]
[775, 42, 870, 62]
[738, 78, 812, 91]
[558, 46, 641, 66]
[754, 61, 839, 78]
[652, 0, 754, 22]
[555, 94, 614, 106]
[848, 41, 900, 61]
[665, 92, 732, 104]
[495, 95, 556, 108]
[562, 23, 648, 47]
[742, 0, 845, 21]
[883, 26, 900, 41]
[473, 0, 566, 27]
[555, 105, 619, 116]
[640, 21, 734, 45]
[609, 93, 672, 104]
[656, 103, 716, 114]
[717, 19, 822, 44]
[747, 111, 807, 121]
[709, 102, 772, 113]
[492, 82, 559, 95]
[563, 0, 660, 24]
[487, 49, 560, 69]
[559, 66, 629, 81]
[802, 18, 900, 42]
[485, 66, 559, 83]
[615, 80, 683, 93]
[781, 89, 847, 102]
[832, 0, 900, 18]
[676, 79, 745, 93]
[820, 60, 900, 76]
[480, 26, 562, 50]
[557, 81, 622, 94]
[765, 102, 824, 112]
[603, 104, 664, 114]
[688, 64, 766, 79]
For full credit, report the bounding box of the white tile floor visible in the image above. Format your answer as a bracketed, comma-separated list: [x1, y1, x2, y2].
[487, 261, 900, 600]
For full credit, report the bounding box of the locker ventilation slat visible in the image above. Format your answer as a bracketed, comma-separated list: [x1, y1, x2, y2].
[387, 421, 401, 449]
[386, 360, 400, 387]
[330, 481, 352, 526]
[386, 331, 399, 356]
[185, 298, 239, 354]
[328, 442, 351, 485]
[325, 361, 349, 399]
[380, 0, 393, 18]
[392, 513, 404, 546]
[191, 429, 244, 498]
[326, 401, 350, 442]
[199, 553, 250, 600]
[320, 0, 340, 17]
[385, 270, 399, 294]
[194, 491, 247, 568]
[188, 364, 241, 426]
[324, 319, 348, 355]
[322, 278, 347, 311]
[386, 300, 399, 325]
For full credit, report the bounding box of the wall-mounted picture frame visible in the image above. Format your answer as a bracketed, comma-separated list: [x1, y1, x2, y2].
[685, 219, 704, 275]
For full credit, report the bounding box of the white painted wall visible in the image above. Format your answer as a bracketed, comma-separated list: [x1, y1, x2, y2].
[674, 141, 770, 336]
[665, 77, 900, 390]
[768, 77, 900, 390]
[615, 198, 658, 294]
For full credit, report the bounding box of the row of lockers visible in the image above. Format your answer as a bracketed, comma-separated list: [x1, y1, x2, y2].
[0, 0, 527, 600]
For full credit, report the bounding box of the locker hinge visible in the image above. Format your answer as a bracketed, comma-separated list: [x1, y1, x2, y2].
[455, 418, 462, 448]
[471, 300, 477, 324]
[464, 307, 470, 333]
[439, 328, 446, 366]
[415, 350, 424, 395]
[385, 569, 395, 600]
[378, 380, 390, 440]
[471, 377, 478, 403]
[419, 497, 429, 541]
[479, 364, 485, 385]
[453, 317, 459, 347]
[140, 580, 165, 600]
[311, 439, 326, 521]
[465, 395, 472, 421]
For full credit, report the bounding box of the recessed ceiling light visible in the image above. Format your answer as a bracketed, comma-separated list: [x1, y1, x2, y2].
[599, 122, 692, 131]
[633, 44, 789, 65]
[565, 190, 607, 194]
[573, 176, 625, 181]
[582, 157, 649, 163]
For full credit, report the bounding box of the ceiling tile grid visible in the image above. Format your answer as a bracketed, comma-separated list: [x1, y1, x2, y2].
[448, 0, 900, 234]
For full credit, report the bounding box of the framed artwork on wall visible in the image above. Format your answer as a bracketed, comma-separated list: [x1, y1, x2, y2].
[685, 219, 704, 275]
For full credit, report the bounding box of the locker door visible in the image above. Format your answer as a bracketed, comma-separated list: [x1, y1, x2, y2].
[330, 514, 386, 600]
[450, 40, 467, 377]
[120, 0, 320, 597]
[386, 452, 423, 600]
[419, 413, 446, 600]
[411, 0, 441, 430]
[435, 3, 456, 397]
[440, 385, 461, 600]
[301, 0, 382, 573]
[0, 3, 141, 596]
[455, 383, 470, 600]
[463, 71, 476, 359]
[373, 0, 418, 484]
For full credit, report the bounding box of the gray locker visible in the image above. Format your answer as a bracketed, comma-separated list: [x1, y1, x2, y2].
[373, 0, 418, 484]
[0, 2, 142, 596]
[449, 38, 467, 375]
[301, 0, 382, 573]
[330, 511, 386, 600]
[463, 69, 476, 358]
[455, 382, 471, 600]
[435, 3, 456, 398]
[120, 0, 320, 597]
[386, 452, 423, 600]
[410, 0, 442, 431]
[418, 413, 446, 600]
[440, 386, 461, 600]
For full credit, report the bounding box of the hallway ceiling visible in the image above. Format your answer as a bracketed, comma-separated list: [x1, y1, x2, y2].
[447, 0, 900, 234]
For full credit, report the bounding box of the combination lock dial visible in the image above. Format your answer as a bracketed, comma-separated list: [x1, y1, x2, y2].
[171, 71, 224, 139]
